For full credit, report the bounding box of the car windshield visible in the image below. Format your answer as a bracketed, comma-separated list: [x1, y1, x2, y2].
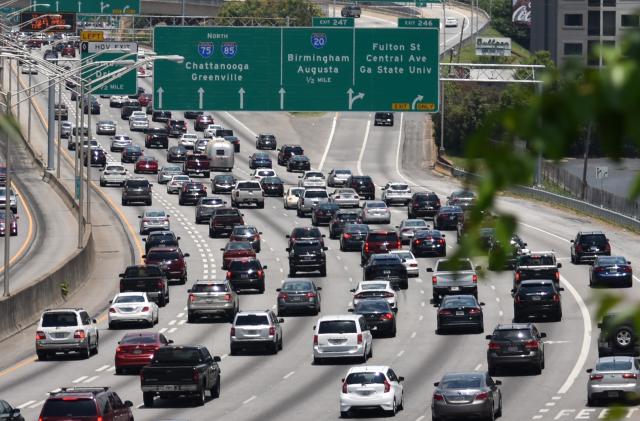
[436, 259, 473, 271]
[319, 320, 357, 334]
[41, 399, 97, 416]
[153, 348, 201, 365]
[367, 233, 397, 242]
[232, 227, 257, 236]
[404, 220, 427, 227]
[452, 190, 475, 198]
[579, 234, 607, 244]
[147, 251, 179, 260]
[596, 360, 633, 371]
[42, 312, 77, 327]
[282, 281, 313, 291]
[597, 256, 628, 266]
[346, 372, 385, 385]
[125, 266, 162, 277]
[389, 184, 409, 190]
[192, 284, 228, 293]
[345, 224, 369, 233]
[121, 334, 158, 344]
[441, 375, 483, 389]
[492, 329, 533, 341]
[518, 255, 555, 266]
[440, 206, 462, 213]
[371, 256, 401, 265]
[360, 282, 388, 290]
[393, 251, 413, 260]
[356, 300, 390, 312]
[105, 166, 124, 172]
[201, 198, 223, 205]
[305, 190, 328, 199]
[235, 315, 269, 325]
[114, 295, 145, 304]
[292, 228, 321, 238]
[229, 260, 261, 271]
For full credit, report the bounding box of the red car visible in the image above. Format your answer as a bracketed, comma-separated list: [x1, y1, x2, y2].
[361, 230, 401, 265]
[195, 114, 214, 131]
[115, 332, 172, 374]
[134, 156, 159, 174]
[61, 45, 75, 57]
[143, 246, 190, 283]
[0, 211, 18, 236]
[138, 93, 152, 106]
[221, 241, 256, 269]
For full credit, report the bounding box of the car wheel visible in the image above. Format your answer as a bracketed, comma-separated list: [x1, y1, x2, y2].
[81, 343, 91, 359]
[533, 361, 542, 375]
[278, 336, 283, 351]
[319, 266, 327, 277]
[115, 366, 125, 375]
[258, 202, 264, 209]
[143, 392, 154, 407]
[488, 364, 497, 377]
[92, 335, 99, 355]
[99, 181, 105, 187]
[211, 377, 221, 399]
[496, 396, 502, 417]
[401, 280, 408, 290]
[340, 410, 350, 418]
[290, 268, 296, 277]
[313, 356, 323, 365]
[587, 396, 597, 407]
[147, 199, 152, 206]
[195, 385, 206, 406]
[159, 294, 167, 308]
[230, 344, 238, 356]
[613, 325, 636, 350]
[388, 399, 397, 416]
[36, 351, 47, 361]
[121, 199, 127, 206]
[488, 402, 496, 421]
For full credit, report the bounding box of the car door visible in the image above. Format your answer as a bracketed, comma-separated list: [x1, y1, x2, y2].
[359, 317, 372, 351]
[485, 373, 499, 408]
[386, 369, 403, 400]
[108, 392, 127, 421]
[80, 311, 96, 346]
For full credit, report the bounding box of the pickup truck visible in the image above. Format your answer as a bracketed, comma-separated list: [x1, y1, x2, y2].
[140, 345, 221, 407]
[209, 207, 245, 238]
[183, 153, 210, 178]
[119, 265, 170, 307]
[513, 251, 561, 288]
[427, 258, 480, 304]
[231, 180, 265, 209]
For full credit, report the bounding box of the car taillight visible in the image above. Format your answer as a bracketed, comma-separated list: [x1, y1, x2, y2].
[192, 369, 200, 383]
[342, 381, 348, 394]
[224, 294, 232, 302]
[605, 243, 611, 253]
[257, 270, 264, 278]
[364, 243, 369, 253]
[36, 331, 46, 340]
[354, 293, 364, 299]
[157, 281, 164, 289]
[396, 240, 401, 249]
[525, 339, 539, 350]
[439, 239, 446, 245]
[515, 271, 521, 281]
[343, 233, 352, 239]
[189, 294, 196, 302]
[590, 374, 603, 381]
[313, 334, 318, 346]
[142, 218, 150, 223]
[433, 393, 444, 401]
[575, 244, 583, 253]
[514, 295, 522, 304]
[384, 292, 394, 297]
[230, 327, 235, 336]
[109, 307, 117, 313]
[414, 240, 422, 245]
[622, 266, 633, 273]
[552, 294, 560, 302]
[381, 313, 394, 320]
[472, 274, 478, 283]
[384, 379, 391, 393]
[74, 330, 86, 339]
[623, 373, 637, 379]
[432, 276, 438, 285]
[278, 292, 289, 300]
[142, 306, 149, 312]
[357, 333, 363, 344]
[116, 346, 122, 353]
[475, 392, 489, 401]
[468, 308, 482, 315]
[412, 203, 420, 208]
[438, 309, 453, 316]
[226, 271, 232, 279]
[488, 342, 501, 350]
[269, 326, 276, 336]
[306, 292, 317, 298]
[555, 271, 560, 280]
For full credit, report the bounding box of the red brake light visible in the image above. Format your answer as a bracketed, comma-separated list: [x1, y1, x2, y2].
[622, 266, 633, 273]
[156, 281, 164, 289]
[475, 392, 489, 401]
[313, 334, 318, 346]
[381, 313, 394, 320]
[116, 346, 122, 353]
[343, 233, 352, 239]
[74, 330, 86, 339]
[525, 339, 539, 350]
[552, 294, 560, 302]
[414, 240, 422, 245]
[515, 271, 521, 281]
[384, 379, 391, 393]
[488, 342, 501, 350]
[384, 292, 394, 298]
[278, 292, 289, 300]
[364, 243, 369, 253]
[230, 327, 236, 336]
[432, 276, 438, 285]
[62, 397, 80, 401]
[472, 274, 478, 283]
[224, 294, 232, 302]
[189, 294, 196, 302]
[269, 326, 276, 336]
[142, 306, 150, 312]
[439, 239, 446, 245]
[468, 308, 482, 315]
[396, 240, 401, 249]
[438, 309, 453, 316]
[109, 307, 117, 313]
[623, 373, 637, 379]
[36, 331, 46, 340]
[555, 271, 560, 280]
[226, 271, 232, 279]
[192, 369, 200, 383]
[433, 393, 444, 401]
[590, 374, 603, 381]
[342, 381, 348, 393]
[357, 333, 363, 344]
[257, 270, 264, 278]
[306, 292, 316, 298]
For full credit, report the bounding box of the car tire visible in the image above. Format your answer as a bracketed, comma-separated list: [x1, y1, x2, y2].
[496, 396, 502, 417]
[340, 410, 350, 418]
[555, 310, 563, 322]
[194, 385, 206, 406]
[613, 325, 636, 351]
[258, 202, 264, 209]
[147, 199, 152, 206]
[121, 199, 127, 206]
[290, 268, 296, 277]
[80, 343, 91, 359]
[211, 378, 221, 399]
[230, 344, 238, 356]
[159, 294, 167, 308]
[99, 181, 105, 187]
[488, 364, 497, 377]
[143, 392, 154, 407]
[313, 356, 323, 365]
[278, 337, 283, 351]
[36, 351, 47, 361]
[388, 399, 397, 416]
[187, 312, 196, 323]
[587, 396, 597, 407]
[115, 366, 125, 375]
[92, 335, 99, 355]
[401, 280, 408, 290]
[319, 266, 327, 277]
[533, 361, 542, 375]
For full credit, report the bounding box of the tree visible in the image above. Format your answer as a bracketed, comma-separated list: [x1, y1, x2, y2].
[477, 0, 530, 47]
[217, 0, 322, 26]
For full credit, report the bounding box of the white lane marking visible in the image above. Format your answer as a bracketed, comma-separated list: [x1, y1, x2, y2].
[95, 365, 110, 372]
[223, 112, 257, 137]
[532, 416, 542, 420]
[159, 327, 167, 333]
[356, 120, 372, 176]
[421, 301, 426, 307]
[545, 402, 556, 407]
[349, 277, 353, 282]
[280, 268, 284, 273]
[168, 327, 178, 333]
[419, 315, 424, 321]
[415, 416, 425, 421]
[220, 353, 229, 359]
[490, 285, 496, 290]
[83, 376, 99, 383]
[552, 396, 562, 400]
[420, 289, 424, 295]
[416, 278, 423, 283]
[283, 371, 295, 379]
[243, 395, 256, 404]
[499, 310, 504, 317]
[411, 331, 416, 339]
[177, 312, 185, 318]
[178, 319, 187, 325]
[168, 320, 177, 326]
[49, 388, 61, 394]
[108, 366, 115, 372]
[344, 266, 348, 271]
[28, 400, 44, 409]
[397, 350, 405, 357]
[495, 297, 500, 303]
[337, 255, 342, 261]
[16, 400, 36, 409]
[539, 408, 549, 413]
[72, 376, 88, 383]
[318, 113, 338, 171]
[474, 364, 482, 371]
[276, 257, 280, 262]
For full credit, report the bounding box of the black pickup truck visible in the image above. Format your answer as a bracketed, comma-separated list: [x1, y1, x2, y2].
[183, 153, 210, 178]
[513, 252, 562, 289]
[119, 265, 170, 307]
[140, 345, 221, 407]
[209, 208, 244, 238]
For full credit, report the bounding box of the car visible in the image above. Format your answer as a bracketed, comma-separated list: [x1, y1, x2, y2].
[179, 181, 207, 205]
[437, 295, 485, 334]
[589, 255, 633, 287]
[179, 132, 199, 149]
[256, 133, 277, 149]
[152, 110, 172, 123]
[166, 174, 192, 194]
[61, 44, 75, 57]
[121, 103, 142, 120]
[138, 209, 170, 235]
[95, 119, 116, 135]
[226, 257, 267, 293]
[349, 299, 397, 337]
[341, 4, 361, 18]
[381, 182, 411, 205]
[313, 315, 373, 364]
[108, 292, 159, 328]
[195, 197, 227, 224]
[288, 239, 327, 277]
[432, 371, 502, 421]
[340, 366, 403, 418]
[157, 164, 183, 184]
[128, 115, 149, 131]
[361, 201, 391, 224]
[230, 310, 284, 355]
[39, 387, 133, 420]
[60, 121, 73, 139]
[329, 210, 361, 239]
[71, 124, 89, 137]
[221, 241, 256, 269]
[445, 17, 459, 27]
[586, 356, 640, 406]
[486, 323, 546, 375]
[397, 218, 430, 244]
[277, 144, 304, 166]
[185, 110, 203, 119]
[390, 250, 419, 277]
[138, 92, 152, 106]
[110, 134, 132, 152]
[35, 308, 99, 360]
[433, 205, 464, 230]
[429, 258, 479, 303]
[143, 246, 190, 283]
[341, 223, 370, 251]
[251, 168, 277, 181]
[327, 168, 353, 187]
[187, 279, 239, 322]
[231, 180, 265, 208]
[209, 207, 245, 237]
[361, 229, 401, 263]
[145, 132, 169, 149]
[311, 202, 340, 226]
[447, 189, 476, 210]
[374, 112, 394, 126]
[297, 188, 329, 216]
[121, 145, 143, 163]
[202, 176, 229, 196]
[249, 152, 272, 169]
[115, 332, 173, 374]
[597, 313, 640, 357]
[407, 191, 441, 219]
[286, 226, 325, 248]
[167, 145, 189, 162]
[110, 95, 129, 107]
[257, 177, 283, 197]
[54, 103, 68, 120]
[143, 230, 180, 254]
[134, 156, 159, 174]
[363, 253, 409, 290]
[166, 119, 187, 137]
[350, 280, 398, 312]
[328, 187, 360, 208]
[204, 123, 223, 138]
[488, 234, 529, 270]
[230, 225, 262, 252]
[287, 155, 311, 172]
[195, 114, 214, 131]
[298, 171, 326, 189]
[284, 187, 305, 209]
[276, 279, 322, 316]
[122, 178, 152, 206]
[0, 400, 24, 420]
[98, 164, 127, 187]
[0, 187, 18, 214]
[347, 175, 376, 200]
[83, 146, 107, 168]
[512, 251, 561, 288]
[411, 229, 447, 257]
[20, 63, 37, 74]
[0, 211, 18, 236]
[571, 231, 611, 263]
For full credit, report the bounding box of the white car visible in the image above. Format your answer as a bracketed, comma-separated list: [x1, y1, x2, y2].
[284, 187, 305, 209]
[251, 168, 277, 181]
[166, 175, 192, 194]
[350, 281, 398, 311]
[298, 171, 326, 189]
[99, 164, 128, 187]
[204, 124, 223, 138]
[445, 17, 458, 27]
[327, 168, 352, 187]
[390, 250, 419, 277]
[107, 292, 159, 328]
[179, 133, 198, 149]
[361, 201, 391, 224]
[340, 366, 404, 417]
[397, 218, 430, 244]
[381, 182, 412, 205]
[313, 314, 373, 364]
[129, 116, 149, 131]
[130, 111, 147, 120]
[329, 188, 360, 208]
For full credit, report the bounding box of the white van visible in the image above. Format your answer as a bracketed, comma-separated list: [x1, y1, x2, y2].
[206, 138, 234, 172]
[312, 314, 373, 364]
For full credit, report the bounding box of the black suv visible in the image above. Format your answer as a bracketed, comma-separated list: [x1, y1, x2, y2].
[512, 252, 560, 288]
[144, 230, 180, 254]
[341, 4, 361, 17]
[362, 253, 408, 289]
[570, 231, 611, 264]
[407, 192, 440, 218]
[122, 178, 152, 206]
[256, 133, 277, 150]
[39, 387, 133, 421]
[287, 239, 328, 277]
[512, 279, 564, 322]
[277, 144, 304, 166]
[486, 323, 546, 375]
[329, 210, 361, 239]
[374, 112, 393, 126]
[346, 175, 376, 200]
[598, 313, 640, 357]
[152, 110, 172, 123]
[121, 104, 142, 120]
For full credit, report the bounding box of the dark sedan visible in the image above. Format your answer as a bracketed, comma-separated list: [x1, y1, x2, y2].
[407, 192, 441, 218]
[437, 295, 485, 334]
[221, 241, 256, 270]
[143, 246, 189, 283]
[411, 230, 447, 257]
[311, 202, 340, 227]
[230, 225, 262, 252]
[260, 177, 284, 197]
[256, 133, 277, 150]
[350, 299, 396, 337]
[589, 255, 633, 288]
[226, 257, 267, 293]
[329, 210, 361, 239]
[0, 211, 18, 236]
[121, 145, 143, 163]
[340, 223, 369, 251]
[286, 155, 311, 172]
[179, 182, 207, 206]
[167, 145, 188, 163]
[512, 279, 564, 322]
[166, 119, 187, 137]
[83, 147, 107, 167]
[433, 205, 463, 230]
[276, 279, 321, 316]
[134, 156, 158, 174]
[143, 230, 180, 254]
[249, 152, 272, 169]
[212, 174, 236, 194]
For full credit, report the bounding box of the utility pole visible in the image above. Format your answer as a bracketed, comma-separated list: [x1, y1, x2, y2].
[581, 123, 593, 200]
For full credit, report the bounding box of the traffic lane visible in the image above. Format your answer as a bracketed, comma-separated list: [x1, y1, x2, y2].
[0, 180, 34, 284]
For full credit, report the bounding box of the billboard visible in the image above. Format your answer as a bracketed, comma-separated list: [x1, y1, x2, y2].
[512, 0, 532, 26]
[20, 12, 76, 32]
[476, 37, 512, 57]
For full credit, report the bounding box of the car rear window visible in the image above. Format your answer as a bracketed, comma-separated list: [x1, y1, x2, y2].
[235, 315, 269, 326]
[238, 182, 261, 189]
[367, 232, 398, 242]
[441, 375, 482, 389]
[282, 281, 313, 291]
[41, 399, 97, 416]
[345, 224, 369, 233]
[579, 234, 608, 244]
[518, 255, 555, 266]
[229, 260, 261, 271]
[346, 372, 385, 384]
[318, 320, 357, 334]
[337, 213, 359, 221]
[146, 211, 166, 218]
[492, 329, 533, 341]
[305, 190, 328, 199]
[125, 180, 149, 188]
[227, 242, 253, 250]
[114, 295, 145, 304]
[292, 228, 321, 238]
[153, 347, 200, 364]
[148, 233, 175, 242]
[286, 146, 303, 155]
[597, 256, 627, 266]
[147, 251, 180, 260]
[233, 227, 257, 236]
[442, 296, 477, 308]
[125, 266, 163, 277]
[596, 360, 633, 371]
[192, 284, 228, 293]
[436, 259, 473, 272]
[42, 312, 77, 327]
[121, 335, 158, 344]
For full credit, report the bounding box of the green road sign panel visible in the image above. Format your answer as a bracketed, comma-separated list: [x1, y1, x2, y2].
[80, 42, 138, 96]
[312, 17, 354, 27]
[398, 18, 440, 28]
[153, 26, 439, 113]
[34, 0, 140, 14]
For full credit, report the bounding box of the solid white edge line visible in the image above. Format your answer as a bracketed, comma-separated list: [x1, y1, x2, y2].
[223, 112, 257, 138]
[318, 113, 338, 171]
[356, 120, 372, 176]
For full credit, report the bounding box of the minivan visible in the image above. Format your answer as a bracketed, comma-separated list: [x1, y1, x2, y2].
[313, 315, 373, 364]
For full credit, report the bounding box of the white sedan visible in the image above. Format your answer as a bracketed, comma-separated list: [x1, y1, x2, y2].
[381, 182, 412, 205]
[204, 124, 223, 138]
[329, 188, 360, 208]
[361, 201, 391, 224]
[445, 17, 458, 27]
[284, 187, 305, 209]
[350, 280, 397, 311]
[167, 175, 192, 194]
[340, 365, 404, 417]
[390, 250, 419, 277]
[179, 133, 198, 149]
[251, 168, 277, 181]
[108, 292, 159, 328]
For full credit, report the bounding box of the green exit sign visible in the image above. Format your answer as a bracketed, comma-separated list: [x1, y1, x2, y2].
[312, 17, 354, 27]
[398, 18, 440, 28]
[80, 42, 138, 95]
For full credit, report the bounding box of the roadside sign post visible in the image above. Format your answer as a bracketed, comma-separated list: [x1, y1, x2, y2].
[153, 26, 439, 112]
[80, 42, 138, 96]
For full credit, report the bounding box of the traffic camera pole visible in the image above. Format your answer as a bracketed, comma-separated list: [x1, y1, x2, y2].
[27, 70, 31, 145]
[86, 86, 91, 225]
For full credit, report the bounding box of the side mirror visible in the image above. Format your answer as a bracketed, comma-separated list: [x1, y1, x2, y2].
[495, 380, 502, 385]
[557, 263, 562, 268]
[586, 368, 593, 373]
[540, 332, 547, 338]
[398, 376, 405, 382]
[523, 242, 528, 247]
[108, 300, 113, 304]
[442, 234, 446, 238]
[322, 234, 326, 238]
[510, 288, 516, 293]
[187, 289, 192, 293]
[323, 247, 329, 251]
[395, 225, 399, 228]
[92, 319, 97, 323]
[220, 248, 225, 251]
[183, 253, 190, 258]
[177, 236, 181, 240]
[168, 339, 174, 344]
[485, 335, 492, 340]
[479, 302, 485, 306]
[213, 356, 222, 362]
[350, 289, 356, 292]
[426, 268, 433, 272]
[570, 239, 575, 243]
[433, 382, 440, 387]
[124, 401, 133, 408]
[347, 308, 354, 312]
[559, 287, 565, 292]
[142, 255, 146, 259]
[597, 322, 602, 328]
[259, 232, 263, 234]
[475, 266, 482, 270]
[119, 273, 125, 277]
[276, 288, 282, 292]
[317, 287, 322, 290]
[628, 261, 632, 265]
[278, 318, 285, 323]
[263, 265, 268, 269]
[286, 248, 290, 252]
[138, 215, 142, 218]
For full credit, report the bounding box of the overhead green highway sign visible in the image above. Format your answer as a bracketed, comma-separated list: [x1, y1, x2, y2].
[398, 18, 440, 28]
[312, 17, 354, 27]
[34, 0, 140, 14]
[153, 26, 439, 112]
[80, 42, 138, 96]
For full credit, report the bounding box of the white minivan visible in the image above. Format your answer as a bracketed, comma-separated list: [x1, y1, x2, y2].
[313, 314, 373, 364]
[206, 138, 234, 172]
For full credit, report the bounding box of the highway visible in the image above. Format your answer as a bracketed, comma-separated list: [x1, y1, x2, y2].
[0, 6, 638, 421]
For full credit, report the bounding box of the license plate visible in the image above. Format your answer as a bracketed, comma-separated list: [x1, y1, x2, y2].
[450, 286, 460, 291]
[206, 299, 214, 304]
[241, 274, 249, 279]
[246, 330, 258, 335]
[532, 296, 542, 301]
[456, 311, 464, 316]
[290, 296, 303, 302]
[507, 346, 519, 352]
[607, 391, 619, 398]
[383, 270, 391, 275]
[160, 385, 175, 392]
[133, 349, 142, 354]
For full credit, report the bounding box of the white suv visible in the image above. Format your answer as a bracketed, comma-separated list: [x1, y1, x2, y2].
[313, 314, 373, 364]
[230, 310, 284, 355]
[340, 365, 404, 417]
[35, 308, 99, 360]
[297, 188, 329, 217]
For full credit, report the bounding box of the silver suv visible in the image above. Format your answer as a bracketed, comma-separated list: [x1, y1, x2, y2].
[230, 310, 284, 355]
[297, 188, 329, 217]
[187, 280, 239, 322]
[35, 308, 99, 360]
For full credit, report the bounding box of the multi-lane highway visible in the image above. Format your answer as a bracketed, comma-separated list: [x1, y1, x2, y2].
[0, 6, 638, 421]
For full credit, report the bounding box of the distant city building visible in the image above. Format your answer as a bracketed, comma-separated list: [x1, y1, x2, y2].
[531, 0, 640, 67]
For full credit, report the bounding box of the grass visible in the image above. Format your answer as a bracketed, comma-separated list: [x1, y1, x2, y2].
[443, 25, 531, 64]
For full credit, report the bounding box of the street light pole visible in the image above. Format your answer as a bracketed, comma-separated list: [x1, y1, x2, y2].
[27, 70, 31, 144]
[3, 92, 12, 297]
[56, 79, 61, 178]
[46, 74, 54, 170]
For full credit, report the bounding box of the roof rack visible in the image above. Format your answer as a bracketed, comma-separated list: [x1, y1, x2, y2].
[51, 386, 109, 395]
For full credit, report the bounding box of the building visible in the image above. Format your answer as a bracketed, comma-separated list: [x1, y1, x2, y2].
[531, 0, 640, 67]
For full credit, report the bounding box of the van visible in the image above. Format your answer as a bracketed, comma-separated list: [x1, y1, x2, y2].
[313, 314, 373, 364]
[206, 138, 234, 172]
